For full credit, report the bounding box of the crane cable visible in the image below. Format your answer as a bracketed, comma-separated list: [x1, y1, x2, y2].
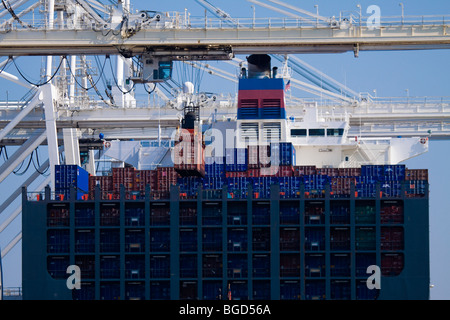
[32, 148, 49, 175]
[1, 0, 34, 29]
[71, 55, 111, 105]
[107, 56, 136, 94]
[65, 55, 108, 92]
[11, 56, 64, 87]
[2, 146, 36, 176]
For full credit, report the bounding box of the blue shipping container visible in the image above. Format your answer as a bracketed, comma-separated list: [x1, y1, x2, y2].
[270, 142, 296, 166]
[225, 148, 248, 172]
[55, 165, 89, 200]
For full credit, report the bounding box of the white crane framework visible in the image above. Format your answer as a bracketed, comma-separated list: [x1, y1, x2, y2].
[0, 0, 450, 291]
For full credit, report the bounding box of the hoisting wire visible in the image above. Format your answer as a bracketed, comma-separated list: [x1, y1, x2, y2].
[1, 0, 35, 29]
[144, 82, 157, 94]
[13, 152, 33, 176]
[66, 55, 109, 91]
[108, 56, 136, 94]
[32, 148, 50, 175]
[11, 56, 64, 87]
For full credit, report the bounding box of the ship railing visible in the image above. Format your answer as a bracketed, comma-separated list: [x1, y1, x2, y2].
[24, 181, 429, 202]
[26, 191, 46, 201]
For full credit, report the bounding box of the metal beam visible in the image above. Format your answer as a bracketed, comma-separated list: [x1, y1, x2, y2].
[0, 174, 51, 242]
[247, 0, 301, 19]
[0, 89, 41, 142]
[42, 84, 60, 191]
[0, 70, 34, 89]
[75, 0, 108, 25]
[0, 0, 30, 19]
[62, 128, 81, 166]
[0, 23, 450, 56]
[289, 77, 355, 103]
[264, 0, 329, 22]
[0, 233, 21, 259]
[0, 159, 49, 215]
[0, 129, 47, 184]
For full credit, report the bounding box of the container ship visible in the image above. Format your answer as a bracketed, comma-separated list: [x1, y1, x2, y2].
[21, 55, 430, 300]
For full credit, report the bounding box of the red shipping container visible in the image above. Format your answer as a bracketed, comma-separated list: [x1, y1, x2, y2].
[156, 167, 180, 192]
[405, 169, 428, 181]
[259, 145, 271, 168]
[89, 175, 114, 200]
[247, 169, 260, 177]
[277, 165, 294, 177]
[381, 253, 404, 276]
[381, 227, 404, 250]
[247, 145, 271, 168]
[260, 165, 294, 177]
[317, 167, 339, 177]
[331, 177, 356, 195]
[174, 139, 205, 177]
[381, 204, 403, 224]
[134, 170, 145, 191]
[225, 171, 247, 178]
[338, 168, 361, 177]
[112, 167, 135, 191]
[248, 145, 260, 169]
[260, 166, 278, 177]
[293, 166, 316, 176]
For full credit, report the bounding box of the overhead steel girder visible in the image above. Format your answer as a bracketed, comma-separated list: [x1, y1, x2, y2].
[0, 24, 450, 56]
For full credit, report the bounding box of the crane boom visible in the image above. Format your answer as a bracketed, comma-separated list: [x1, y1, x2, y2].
[0, 14, 449, 57]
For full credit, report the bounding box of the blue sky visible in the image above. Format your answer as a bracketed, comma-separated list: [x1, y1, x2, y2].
[0, 0, 449, 300]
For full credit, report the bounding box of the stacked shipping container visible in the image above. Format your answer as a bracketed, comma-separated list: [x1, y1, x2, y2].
[82, 162, 427, 201]
[55, 165, 89, 200]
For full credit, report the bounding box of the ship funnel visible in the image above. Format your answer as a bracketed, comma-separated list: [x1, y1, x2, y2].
[246, 54, 271, 79]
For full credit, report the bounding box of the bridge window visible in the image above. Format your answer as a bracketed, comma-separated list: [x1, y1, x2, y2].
[291, 129, 307, 137]
[327, 129, 344, 137]
[309, 129, 325, 136]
